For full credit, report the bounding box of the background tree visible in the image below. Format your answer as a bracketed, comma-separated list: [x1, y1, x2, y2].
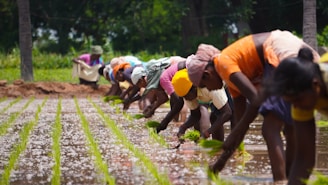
[0, 0, 18, 53]
[303, 0, 317, 51]
[17, 0, 33, 81]
[1, 0, 328, 56]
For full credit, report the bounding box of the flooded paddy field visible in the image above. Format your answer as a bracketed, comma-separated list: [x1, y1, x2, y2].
[0, 97, 328, 185]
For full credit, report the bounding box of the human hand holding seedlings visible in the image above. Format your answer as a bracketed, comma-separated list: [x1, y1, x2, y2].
[209, 122, 249, 173]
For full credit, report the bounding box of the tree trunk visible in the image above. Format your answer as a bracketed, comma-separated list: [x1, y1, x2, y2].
[17, 0, 34, 81]
[303, 0, 318, 51]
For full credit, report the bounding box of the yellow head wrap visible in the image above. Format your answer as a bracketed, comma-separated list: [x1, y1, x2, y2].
[172, 68, 193, 97]
[320, 52, 328, 63]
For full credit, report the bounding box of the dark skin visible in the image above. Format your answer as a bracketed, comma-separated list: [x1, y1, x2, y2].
[136, 76, 184, 132]
[178, 86, 232, 141]
[100, 67, 122, 96]
[282, 79, 326, 185]
[262, 112, 295, 181]
[136, 77, 169, 118]
[116, 69, 142, 110]
[204, 62, 303, 183]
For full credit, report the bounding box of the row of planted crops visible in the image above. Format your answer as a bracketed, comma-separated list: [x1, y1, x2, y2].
[0, 96, 237, 185]
[3, 96, 328, 185]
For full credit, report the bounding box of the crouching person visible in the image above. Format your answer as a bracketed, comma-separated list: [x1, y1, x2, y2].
[72, 45, 104, 89]
[172, 68, 234, 141]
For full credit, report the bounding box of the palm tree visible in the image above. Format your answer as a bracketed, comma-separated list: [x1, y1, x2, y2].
[303, 0, 318, 51]
[17, 0, 34, 81]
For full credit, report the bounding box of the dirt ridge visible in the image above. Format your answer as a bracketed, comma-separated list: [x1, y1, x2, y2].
[0, 80, 110, 98]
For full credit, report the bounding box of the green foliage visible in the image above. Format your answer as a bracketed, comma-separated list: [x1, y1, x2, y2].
[317, 25, 328, 47]
[199, 139, 223, 156]
[132, 114, 145, 119]
[146, 121, 160, 128]
[2, 0, 328, 55]
[0, 47, 175, 72]
[103, 96, 121, 102]
[0, 68, 110, 84]
[317, 120, 328, 127]
[182, 130, 200, 142]
[308, 172, 328, 185]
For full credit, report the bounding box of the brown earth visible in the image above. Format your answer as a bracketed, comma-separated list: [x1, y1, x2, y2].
[0, 79, 111, 98]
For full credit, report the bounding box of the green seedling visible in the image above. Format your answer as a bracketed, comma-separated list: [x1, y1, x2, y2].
[207, 168, 233, 185]
[317, 120, 328, 127]
[0, 97, 20, 115]
[1, 98, 47, 185]
[51, 98, 62, 185]
[75, 98, 116, 185]
[0, 97, 34, 136]
[90, 99, 171, 185]
[132, 114, 145, 119]
[148, 128, 169, 148]
[181, 130, 200, 142]
[307, 171, 328, 185]
[103, 95, 121, 102]
[114, 99, 123, 104]
[146, 121, 160, 128]
[199, 139, 223, 156]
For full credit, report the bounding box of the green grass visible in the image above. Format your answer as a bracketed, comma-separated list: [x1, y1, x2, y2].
[0, 48, 171, 84]
[0, 68, 109, 84]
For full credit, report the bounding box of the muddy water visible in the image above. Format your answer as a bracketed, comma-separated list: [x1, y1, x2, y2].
[0, 97, 327, 185]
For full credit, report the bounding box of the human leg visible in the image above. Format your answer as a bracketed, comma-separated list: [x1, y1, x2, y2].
[283, 122, 296, 178]
[260, 96, 293, 182]
[262, 112, 287, 181]
[287, 120, 316, 185]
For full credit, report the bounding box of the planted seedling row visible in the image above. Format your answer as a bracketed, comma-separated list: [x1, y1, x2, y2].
[0, 98, 47, 185]
[71, 97, 160, 184]
[100, 98, 214, 184]
[51, 98, 62, 185]
[90, 98, 172, 185]
[74, 98, 116, 185]
[105, 97, 169, 148]
[0, 97, 34, 136]
[0, 97, 21, 115]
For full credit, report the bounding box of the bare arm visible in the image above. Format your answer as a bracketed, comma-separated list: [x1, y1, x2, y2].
[207, 103, 232, 134]
[177, 106, 201, 137]
[210, 72, 262, 172]
[156, 92, 184, 133]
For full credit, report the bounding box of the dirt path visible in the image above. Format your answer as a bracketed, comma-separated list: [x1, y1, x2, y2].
[0, 80, 111, 98]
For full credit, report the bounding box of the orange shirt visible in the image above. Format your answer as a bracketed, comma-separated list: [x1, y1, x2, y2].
[213, 30, 320, 99]
[213, 35, 263, 98]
